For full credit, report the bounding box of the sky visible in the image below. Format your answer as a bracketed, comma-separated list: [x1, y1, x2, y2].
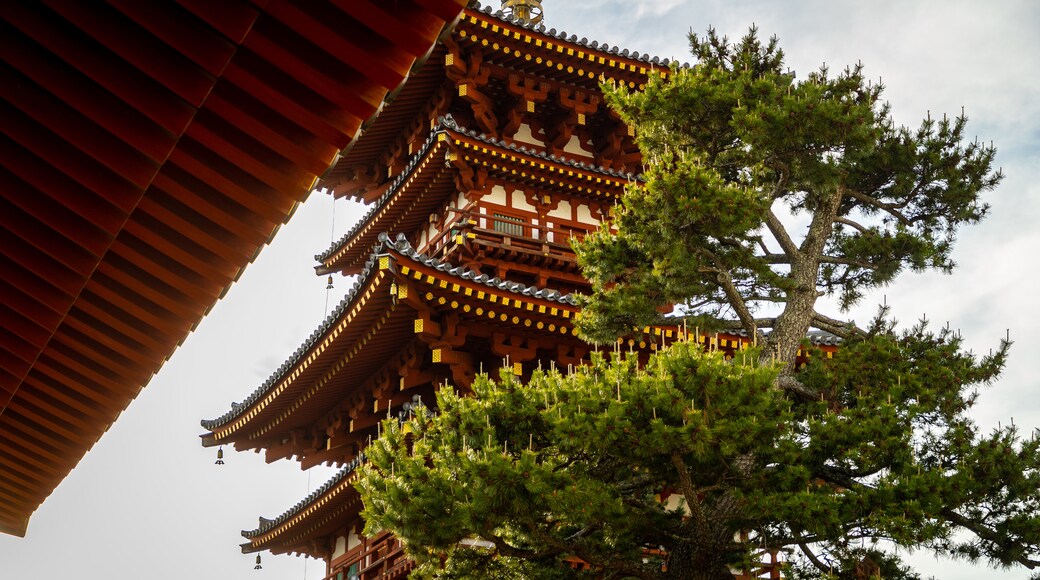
[1, 1, 1038, 578]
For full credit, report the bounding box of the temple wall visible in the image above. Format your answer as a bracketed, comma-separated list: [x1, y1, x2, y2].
[513, 123, 538, 147]
[511, 189, 536, 213]
[332, 535, 347, 560]
[562, 133, 585, 157]
[485, 185, 508, 207]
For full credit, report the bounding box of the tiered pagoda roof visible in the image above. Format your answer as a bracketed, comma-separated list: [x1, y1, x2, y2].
[202, 1, 843, 569]
[202, 234, 583, 463]
[241, 456, 366, 558]
[316, 116, 638, 276]
[319, 2, 673, 201]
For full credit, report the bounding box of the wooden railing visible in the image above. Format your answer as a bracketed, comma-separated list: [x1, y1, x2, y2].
[426, 208, 592, 261]
[324, 531, 412, 580]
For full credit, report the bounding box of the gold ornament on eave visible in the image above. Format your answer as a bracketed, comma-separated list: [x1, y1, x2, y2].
[502, 0, 544, 24]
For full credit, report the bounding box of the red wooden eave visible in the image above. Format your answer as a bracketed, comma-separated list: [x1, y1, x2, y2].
[0, 0, 466, 538]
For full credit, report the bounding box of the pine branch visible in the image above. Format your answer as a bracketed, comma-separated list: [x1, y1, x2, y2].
[776, 375, 820, 400]
[716, 269, 766, 341]
[715, 318, 778, 330]
[940, 509, 1040, 569]
[835, 216, 871, 235]
[846, 189, 911, 225]
[798, 541, 831, 574]
[765, 209, 800, 258]
[812, 312, 867, 338]
[819, 255, 878, 270]
[671, 452, 710, 538]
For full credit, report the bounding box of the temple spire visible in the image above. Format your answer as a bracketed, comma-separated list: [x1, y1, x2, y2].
[501, 0, 543, 24]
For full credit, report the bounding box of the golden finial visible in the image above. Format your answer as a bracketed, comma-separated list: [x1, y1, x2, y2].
[502, 0, 544, 25]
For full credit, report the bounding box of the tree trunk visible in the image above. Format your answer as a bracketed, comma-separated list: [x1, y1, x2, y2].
[767, 188, 842, 372]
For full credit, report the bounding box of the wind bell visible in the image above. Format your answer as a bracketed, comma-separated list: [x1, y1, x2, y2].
[326, 275, 334, 290]
[254, 554, 262, 570]
[215, 445, 225, 465]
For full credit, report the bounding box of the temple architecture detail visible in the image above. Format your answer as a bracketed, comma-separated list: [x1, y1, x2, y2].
[201, 3, 837, 578]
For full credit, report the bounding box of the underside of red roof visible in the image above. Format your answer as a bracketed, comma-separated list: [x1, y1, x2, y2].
[0, 0, 466, 537]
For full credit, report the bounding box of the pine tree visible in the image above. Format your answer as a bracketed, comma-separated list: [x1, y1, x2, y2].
[356, 28, 1040, 579]
[359, 324, 1038, 578]
[576, 27, 1001, 378]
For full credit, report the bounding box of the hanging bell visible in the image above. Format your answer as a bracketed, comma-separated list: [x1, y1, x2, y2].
[254, 554, 262, 570]
[215, 446, 225, 465]
[326, 275, 334, 290]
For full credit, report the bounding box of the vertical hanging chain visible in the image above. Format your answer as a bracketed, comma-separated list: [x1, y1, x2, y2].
[323, 193, 337, 316]
[307, 192, 338, 580]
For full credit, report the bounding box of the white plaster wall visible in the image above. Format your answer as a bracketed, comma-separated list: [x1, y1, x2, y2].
[485, 185, 508, 207]
[332, 535, 347, 560]
[577, 203, 598, 226]
[547, 199, 572, 220]
[511, 189, 536, 213]
[563, 133, 587, 157]
[513, 123, 538, 146]
[347, 530, 361, 551]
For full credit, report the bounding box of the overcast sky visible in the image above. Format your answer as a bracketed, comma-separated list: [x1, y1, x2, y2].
[2, 2, 1037, 579]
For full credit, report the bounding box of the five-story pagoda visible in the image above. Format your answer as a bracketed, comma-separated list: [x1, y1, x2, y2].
[200, 3, 807, 578]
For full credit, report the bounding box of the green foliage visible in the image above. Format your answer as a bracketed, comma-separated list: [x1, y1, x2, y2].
[575, 27, 1002, 354]
[357, 322, 1040, 578]
[355, 25, 1032, 580]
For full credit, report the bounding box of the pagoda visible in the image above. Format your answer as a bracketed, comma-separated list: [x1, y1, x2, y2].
[201, 3, 836, 577]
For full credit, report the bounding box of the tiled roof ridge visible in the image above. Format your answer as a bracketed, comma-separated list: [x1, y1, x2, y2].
[242, 393, 433, 540]
[200, 246, 386, 430]
[438, 114, 642, 181]
[383, 231, 577, 307]
[467, 1, 689, 69]
[204, 233, 575, 431]
[315, 125, 445, 264]
[314, 115, 640, 265]
[241, 454, 365, 539]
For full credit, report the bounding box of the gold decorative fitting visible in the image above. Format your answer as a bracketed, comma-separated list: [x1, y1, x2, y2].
[414, 319, 424, 333]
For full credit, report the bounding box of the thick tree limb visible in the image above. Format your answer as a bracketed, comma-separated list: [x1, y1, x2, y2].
[761, 253, 791, 264]
[812, 312, 867, 339]
[717, 269, 766, 341]
[798, 541, 831, 574]
[776, 375, 820, 400]
[715, 318, 778, 331]
[764, 209, 800, 258]
[835, 216, 871, 234]
[671, 452, 709, 535]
